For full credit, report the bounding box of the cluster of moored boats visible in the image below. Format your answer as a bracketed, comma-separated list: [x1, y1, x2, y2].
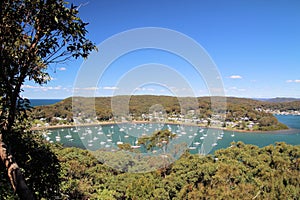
[42, 123, 235, 154]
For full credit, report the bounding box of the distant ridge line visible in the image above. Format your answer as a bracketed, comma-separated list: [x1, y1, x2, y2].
[254, 97, 300, 103]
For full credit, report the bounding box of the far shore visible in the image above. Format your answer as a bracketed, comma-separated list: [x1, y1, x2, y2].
[31, 120, 293, 134]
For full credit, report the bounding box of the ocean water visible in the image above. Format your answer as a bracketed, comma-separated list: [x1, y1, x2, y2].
[30, 99, 62, 107]
[42, 115, 300, 155]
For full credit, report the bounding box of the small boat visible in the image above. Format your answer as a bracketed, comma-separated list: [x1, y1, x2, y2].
[131, 139, 140, 149]
[131, 145, 141, 149]
[93, 136, 99, 141]
[86, 129, 92, 134]
[212, 142, 218, 147]
[194, 142, 201, 146]
[65, 130, 72, 139]
[55, 132, 61, 142]
[189, 142, 196, 150]
[47, 131, 52, 135]
[80, 134, 85, 140]
[117, 136, 123, 145]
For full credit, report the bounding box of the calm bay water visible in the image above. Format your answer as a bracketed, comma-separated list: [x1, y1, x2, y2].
[42, 115, 300, 155]
[275, 114, 300, 129]
[30, 99, 62, 107]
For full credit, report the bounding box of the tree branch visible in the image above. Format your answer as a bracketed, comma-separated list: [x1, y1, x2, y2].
[0, 134, 35, 200]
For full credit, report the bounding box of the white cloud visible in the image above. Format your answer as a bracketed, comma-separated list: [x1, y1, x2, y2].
[50, 76, 57, 81]
[228, 86, 246, 92]
[22, 85, 65, 91]
[286, 79, 300, 83]
[57, 67, 67, 71]
[74, 87, 99, 91]
[103, 86, 119, 90]
[135, 87, 156, 92]
[229, 75, 242, 79]
[47, 86, 62, 90]
[22, 85, 37, 89]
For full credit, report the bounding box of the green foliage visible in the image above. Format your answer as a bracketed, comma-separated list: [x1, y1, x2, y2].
[0, 127, 61, 199]
[0, 0, 96, 131]
[55, 147, 118, 199]
[264, 100, 300, 112]
[55, 142, 300, 199]
[138, 129, 176, 151]
[0, 0, 96, 198]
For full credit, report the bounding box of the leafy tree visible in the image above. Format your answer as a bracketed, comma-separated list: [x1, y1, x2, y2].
[138, 129, 176, 152]
[0, 0, 96, 198]
[44, 142, 300, 199]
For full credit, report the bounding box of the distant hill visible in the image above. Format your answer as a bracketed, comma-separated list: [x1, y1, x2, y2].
[30, 95, 291, 131]
[255, 97, 300, 103]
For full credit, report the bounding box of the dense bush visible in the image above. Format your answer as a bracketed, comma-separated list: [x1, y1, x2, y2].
[56, 142, 300, 199]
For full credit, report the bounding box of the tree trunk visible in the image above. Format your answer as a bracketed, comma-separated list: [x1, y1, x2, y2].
[0, 134, 35, 200]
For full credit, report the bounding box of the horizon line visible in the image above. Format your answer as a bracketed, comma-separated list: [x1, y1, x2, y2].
[29, 95, 300, 100]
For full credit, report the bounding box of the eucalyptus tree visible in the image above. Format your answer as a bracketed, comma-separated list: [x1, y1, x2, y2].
[0, 0, 96, 199]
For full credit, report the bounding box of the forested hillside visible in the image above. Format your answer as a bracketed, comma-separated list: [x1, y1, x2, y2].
[45, 142, 300, 199]
[30, 96, 294, 131]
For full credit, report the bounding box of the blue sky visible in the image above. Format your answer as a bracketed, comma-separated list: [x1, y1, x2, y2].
[23, 0, 300, 99]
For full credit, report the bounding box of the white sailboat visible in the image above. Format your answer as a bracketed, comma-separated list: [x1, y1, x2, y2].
[189, 146, 197, 150]
[231, 131, 235, 137]
[55, 131, 61, 142]
[117, 135, 123, 145]
[198, 143, 205, 155]
[65, 130, 72, 139]
[131, 139, 140, 149]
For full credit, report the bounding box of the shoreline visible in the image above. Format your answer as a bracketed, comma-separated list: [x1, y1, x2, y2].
[31, 120, 295, 134]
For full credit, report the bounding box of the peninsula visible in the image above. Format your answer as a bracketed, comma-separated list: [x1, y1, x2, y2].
[29, 95, 299, 132]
